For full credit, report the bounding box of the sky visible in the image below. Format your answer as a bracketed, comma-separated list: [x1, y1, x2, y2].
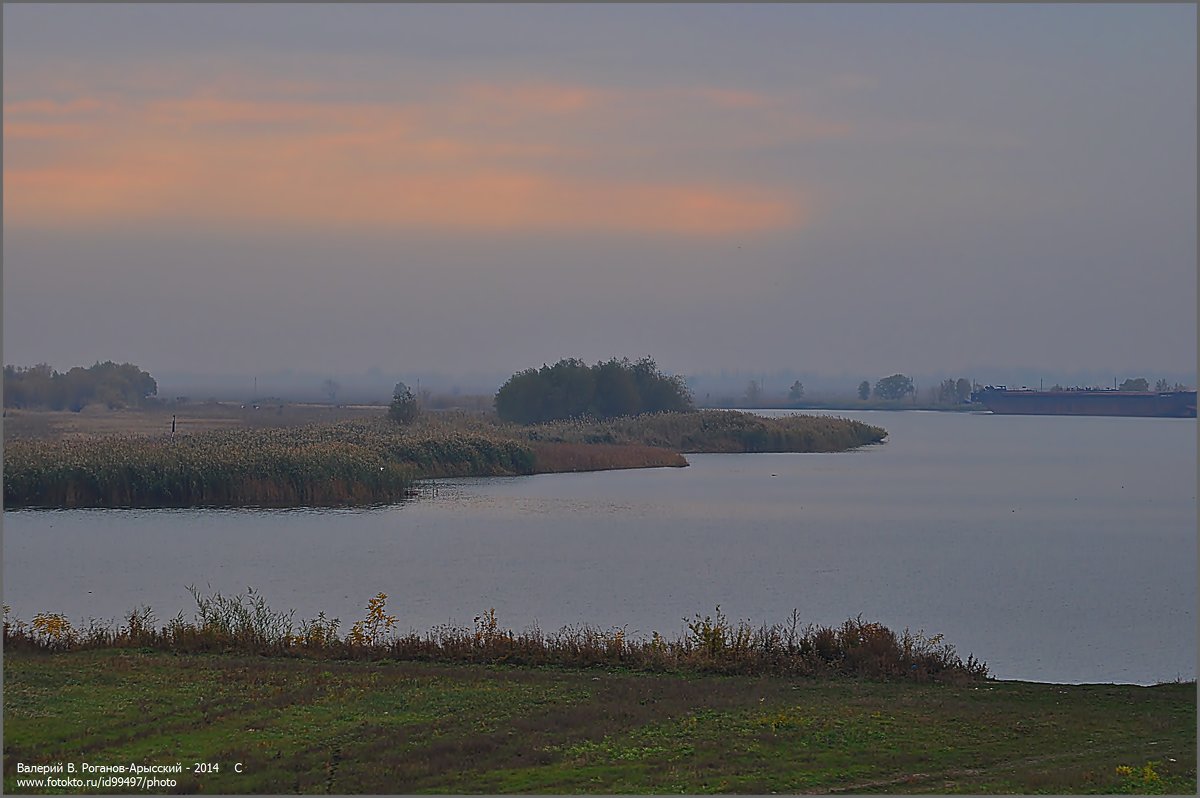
[3, 4, 1196, 393]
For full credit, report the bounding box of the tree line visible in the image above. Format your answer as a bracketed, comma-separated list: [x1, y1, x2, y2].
[1114, 378, 1188, 393]
[854, 375, 970, 404]
[494, 357, 693, 424]
[3, 362, 158, 411]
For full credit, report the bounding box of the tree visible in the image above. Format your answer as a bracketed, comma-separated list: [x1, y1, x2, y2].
[494, 357, 693, 424]
[788, 380, 805, 402]
[936, 379, 958, 404]
[857, 380, 871, 401]
[3, 361, 156, 410]
[591, 358, 641, 417]
[388, 382, 420, 425]
[955, 378, 972, 403]
[874, 374, 915, 401]
[935, 377, 974, 404]
[744, 379, 762, 406]
[630, 357, 691, 414]
[321, 378, 340, 404]
[1118, 377, 1149, 392]
[494, 369, 545, 424]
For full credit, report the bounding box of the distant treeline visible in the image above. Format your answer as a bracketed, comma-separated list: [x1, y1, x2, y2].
[3, 362, 157, 411]
[495, 357, 693, 424]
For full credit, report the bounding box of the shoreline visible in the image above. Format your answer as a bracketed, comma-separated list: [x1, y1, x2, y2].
[3, 410, 886, 509]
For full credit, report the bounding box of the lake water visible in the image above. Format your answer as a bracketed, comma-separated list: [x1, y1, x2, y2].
[3, 410, 1195, 684]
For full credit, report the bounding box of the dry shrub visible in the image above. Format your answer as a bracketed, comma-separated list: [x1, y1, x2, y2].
[4, 592, 988, 683]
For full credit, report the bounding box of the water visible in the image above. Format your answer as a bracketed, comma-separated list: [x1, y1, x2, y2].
[3, 410, 1195, 684]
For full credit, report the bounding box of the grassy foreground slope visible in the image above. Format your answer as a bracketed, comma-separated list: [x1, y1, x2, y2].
[3, 650, 1193, 794]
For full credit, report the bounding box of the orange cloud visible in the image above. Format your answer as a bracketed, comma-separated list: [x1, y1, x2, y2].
[4, 84, 808, 236]
[3, 121, 90, 141]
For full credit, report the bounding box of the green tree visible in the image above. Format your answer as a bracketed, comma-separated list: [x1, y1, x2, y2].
[3, 361, 156, 411]
[788, 380, 805, 402]
[744, 379, 763, 406]
[542, 358, 597, 420]
[874, 374, 915, 401]
[935, 378, 974, 404]
[858, 380, 871, 401]
[630, 357, 691, 414]
[590, 358, 641, 417]
[494, 357, 692, 424]
[387, 382, 420, 425]
[936, 379, 957, 404]
[1118, 377, 1150, 392]
[494, 369, 544, 424]
[321, 378, 340, 404]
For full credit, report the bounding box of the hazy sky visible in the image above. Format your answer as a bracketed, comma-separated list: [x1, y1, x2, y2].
[4, 4, 1196, 384]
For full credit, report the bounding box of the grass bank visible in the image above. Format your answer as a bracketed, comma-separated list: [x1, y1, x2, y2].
[3, 589, 984, 682]
[4, 649, 1193, 794]
[525, 409, 886, 453]
[4, 411, 884, 508]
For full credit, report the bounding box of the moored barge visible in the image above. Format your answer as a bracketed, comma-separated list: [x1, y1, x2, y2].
[970, 386, 1197, 418]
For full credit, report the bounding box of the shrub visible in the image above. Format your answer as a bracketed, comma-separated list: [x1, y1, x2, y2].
[387, 383, 421, 426]
[2, 594, 989, 683]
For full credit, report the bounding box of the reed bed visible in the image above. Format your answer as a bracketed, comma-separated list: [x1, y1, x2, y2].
[530, 442, 687, 472]
[3, 411, 883, 508]
[3, 420, 535, 508]
[3, 590, 987, 683]
[525, 410, 887, 453]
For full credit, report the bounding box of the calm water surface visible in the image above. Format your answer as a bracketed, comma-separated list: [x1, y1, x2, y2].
[4, 410, 1195, 684]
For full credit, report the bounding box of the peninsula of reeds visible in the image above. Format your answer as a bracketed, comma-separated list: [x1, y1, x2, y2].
[3, 410, 886, 508]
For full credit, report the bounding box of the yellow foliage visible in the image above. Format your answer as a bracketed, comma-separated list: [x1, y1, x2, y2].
[349, 592, 397, 647]
[31, 612, 75, 643]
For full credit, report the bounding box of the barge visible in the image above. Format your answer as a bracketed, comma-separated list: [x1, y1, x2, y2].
[970, 386, 1197, 418]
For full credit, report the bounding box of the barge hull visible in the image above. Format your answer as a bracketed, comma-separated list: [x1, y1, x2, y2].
[972, 389, 1196, 418]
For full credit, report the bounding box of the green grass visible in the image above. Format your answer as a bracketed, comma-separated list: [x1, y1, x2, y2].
[4, 650, 1194, 794]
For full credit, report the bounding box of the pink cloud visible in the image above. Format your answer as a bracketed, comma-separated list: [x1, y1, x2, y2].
[5, 82, 809, 236]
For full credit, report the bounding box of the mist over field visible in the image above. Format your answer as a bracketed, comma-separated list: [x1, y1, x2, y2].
[3, 4, 1195, 393]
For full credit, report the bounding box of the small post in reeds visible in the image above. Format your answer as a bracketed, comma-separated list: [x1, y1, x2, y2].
[171, 415, 176, 435]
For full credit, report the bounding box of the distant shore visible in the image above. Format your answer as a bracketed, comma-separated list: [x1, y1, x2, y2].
[700, 400, 980, 412]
